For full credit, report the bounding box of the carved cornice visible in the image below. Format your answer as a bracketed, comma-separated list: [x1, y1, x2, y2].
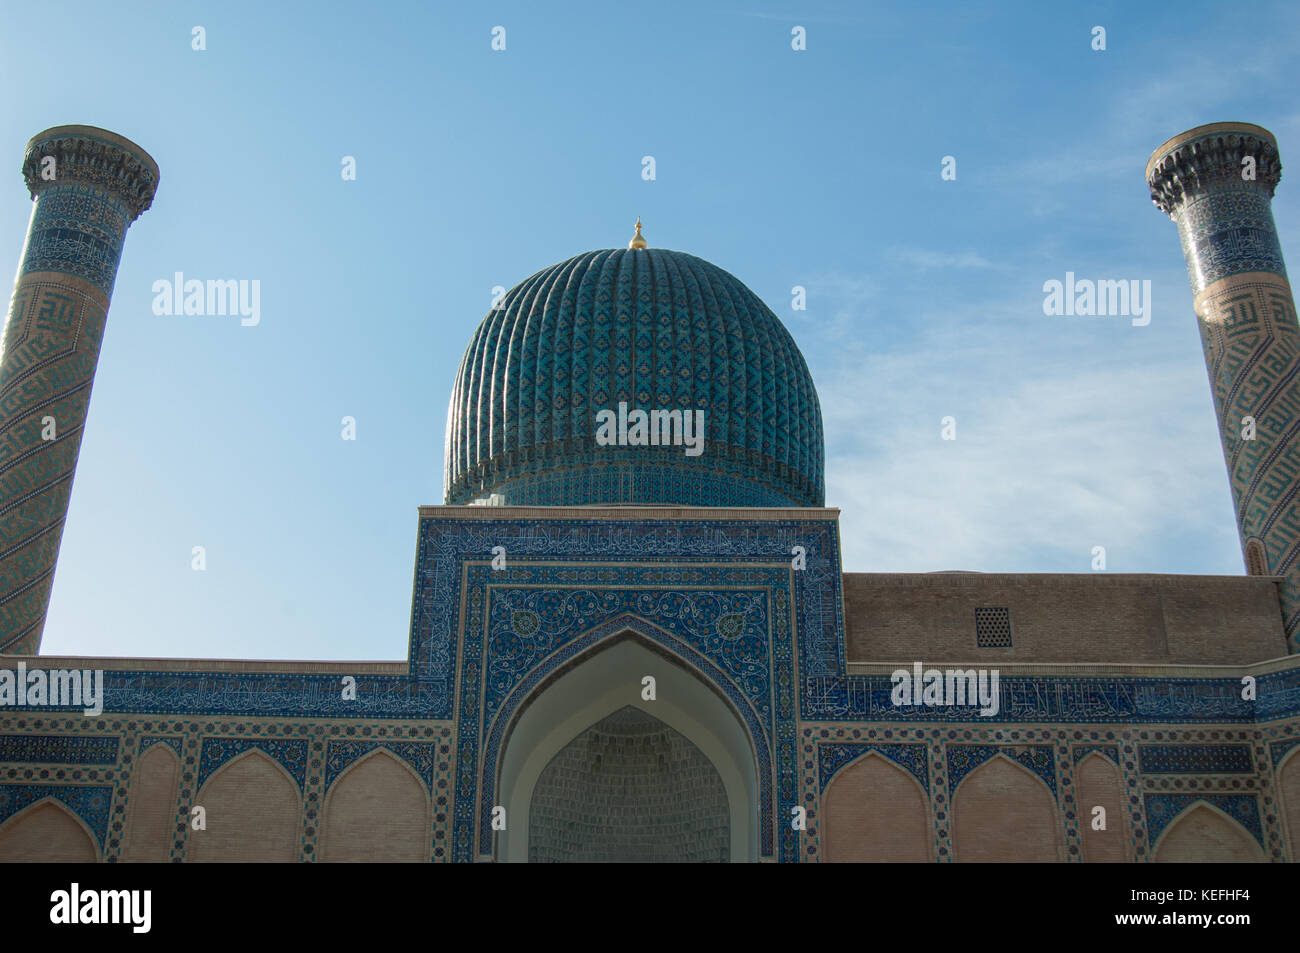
[1147, 122, 1281, 216]
[21, 125, 159, 221]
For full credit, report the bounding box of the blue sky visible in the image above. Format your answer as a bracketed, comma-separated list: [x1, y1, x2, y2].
[2, 1, 1297, 660]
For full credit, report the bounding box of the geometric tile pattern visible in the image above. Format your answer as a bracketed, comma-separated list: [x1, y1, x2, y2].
[1268, 735, 1300, 768]
[0, 715, 456, 863]
[469, 606, 784, 861]
[798, 723, 1299, 863]
[801, 670, 1292, 723]
[406, 513, 842, 863]
[443, 248, 825, 507]
[324, 739, 441, 793]
[0, 733, 118, 764]
[1072, 744, 1120, 765]
[197, 737, 309, 789]
[945, 744, 1056, 797]
[19, 186, 127, 293]
[138, 736, 183, 758]
[527, 705, 729, 863]
[816, 741, 929, 792]
[1194, 274, 1300, 649]
[1174, 186, 1287, 292]
[407, 514, 846, 710]
[1138, 743, 1254, 773]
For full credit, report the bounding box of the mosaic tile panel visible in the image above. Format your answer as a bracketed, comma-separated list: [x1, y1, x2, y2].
[138, 736, 183, 758]
[471, 610, 781, 861]
[1191, 275, 1300, 648]
[197, 737, 309, 789]
[407, 516, 845, 712]
[1072, 744, 1120, 765]
[946, 744, 1056, 797]
[801, 671, 1286, 723]
[98, 672, 439, 719]
[19, 185, 128, 294]
[0, 733, 118, 764]
[324, 739, 441, 792]
[1268, 736, 1300, 768]
[816, 741, 929, 792]
[1174, 187, 1287, 291]
[1138, 743, 1254, 774]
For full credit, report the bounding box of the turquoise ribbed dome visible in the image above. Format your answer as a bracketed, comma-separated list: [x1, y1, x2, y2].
[444, 247, 824, 507]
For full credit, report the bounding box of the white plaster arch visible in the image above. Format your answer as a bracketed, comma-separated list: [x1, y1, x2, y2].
[495, 630, 760, 862]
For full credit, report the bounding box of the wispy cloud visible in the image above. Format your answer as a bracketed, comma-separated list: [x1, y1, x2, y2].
[802, 264, 1242, 575]
[824, 356, 1237, 573]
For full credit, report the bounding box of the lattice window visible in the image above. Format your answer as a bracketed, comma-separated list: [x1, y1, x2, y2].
[975, 607, 1012, 647]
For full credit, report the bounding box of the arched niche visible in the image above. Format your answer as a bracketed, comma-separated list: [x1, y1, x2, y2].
[495, 630, 760, 862]
[1152, 802, 1265, 863]
[187, 749, 301, 863]
[821, 748, 935, 863]
[122, 742, 181, 862]
[1075, 752, 1129, 863]
[320, 748, 430, 862]
[530, 705, 729, 862]
[952, 754, 1064, 862]
[0, 798, 99, 862]
[823, 751, 932, 862]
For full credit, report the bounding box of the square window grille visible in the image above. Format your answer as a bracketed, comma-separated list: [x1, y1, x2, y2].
[974, 607, 1012, 647]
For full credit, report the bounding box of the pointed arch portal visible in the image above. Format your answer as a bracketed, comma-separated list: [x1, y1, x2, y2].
[495, 632, 761, 862]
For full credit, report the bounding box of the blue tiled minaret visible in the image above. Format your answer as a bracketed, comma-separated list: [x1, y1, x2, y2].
[0, 126, 158, 654]
[1148, 122, 1300, 649]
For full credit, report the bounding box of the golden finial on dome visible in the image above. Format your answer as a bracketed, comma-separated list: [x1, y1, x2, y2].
[629, 217, 647, 249]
